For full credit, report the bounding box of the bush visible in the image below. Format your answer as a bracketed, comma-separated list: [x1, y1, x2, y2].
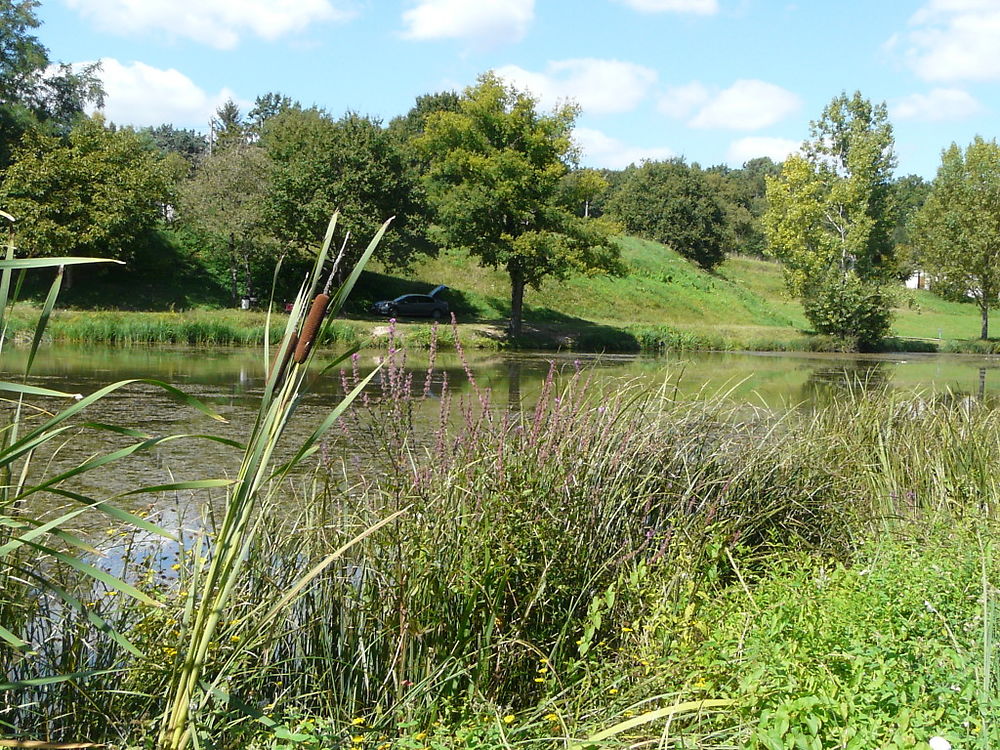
[802, 272, 893, 350]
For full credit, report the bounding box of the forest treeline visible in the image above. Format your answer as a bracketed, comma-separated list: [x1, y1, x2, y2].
[2, 1, 998, 344]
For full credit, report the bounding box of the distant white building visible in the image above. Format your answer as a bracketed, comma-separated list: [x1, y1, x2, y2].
[905, 270, 930, 290]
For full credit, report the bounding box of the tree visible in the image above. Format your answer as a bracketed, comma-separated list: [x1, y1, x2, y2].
[262, 106, 429, 269]
[179, 144, 274, 304]
[912, 137, 1000, 340]
[209, 98, 246, 152]
[764, 92, 897, 347]
[0, 1, 103, 166]
[607, 158, 729, 270]
[417, 72, 620, 336]
[558, 168, 609, 218]
[891, 173, 931, 278]
[140, 124, 207, 162]
[0, 115, 171, 261]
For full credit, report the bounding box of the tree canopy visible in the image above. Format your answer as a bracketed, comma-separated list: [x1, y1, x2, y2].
[0, 115, 171, 261]
[912, 137, 1000, 340]
[417, 73, 619, 335]
[607, 158, 729, 270]
[764, 92, 897, 347]
[262, 106, 429, 269]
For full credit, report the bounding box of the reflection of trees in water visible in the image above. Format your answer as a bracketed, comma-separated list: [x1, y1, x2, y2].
[799, 360, 890, 404]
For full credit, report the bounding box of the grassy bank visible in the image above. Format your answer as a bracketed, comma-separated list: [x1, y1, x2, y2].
[5, 349, 1000, 748]
[18, 232, 988, 353]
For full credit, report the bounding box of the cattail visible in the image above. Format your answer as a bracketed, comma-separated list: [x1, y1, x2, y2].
[269, 332, 298, 386]
[293, 293, 329, 363]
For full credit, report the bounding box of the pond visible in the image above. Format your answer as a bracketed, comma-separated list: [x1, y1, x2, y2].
[4, 344, 1000, 530]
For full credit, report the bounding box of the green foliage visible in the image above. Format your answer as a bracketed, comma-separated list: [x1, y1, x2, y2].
[912, 136, 1000, 340]
[0, 115, 171, 261]
[417, 72, 620, 335]
[607, 158, 729, 270]
[0, 1, 103, 167]
[682, 525, 999, 749]
[178, 143, 275, 302]
[801, 271, 893, 350]
[263, 107, 429, 269]
[764, 92, 897, 348]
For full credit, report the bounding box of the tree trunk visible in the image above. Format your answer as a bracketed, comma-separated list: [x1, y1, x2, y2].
[982, 303, 989, 340]
[229, 232, 238, 307]
[508, 265, 525, 338]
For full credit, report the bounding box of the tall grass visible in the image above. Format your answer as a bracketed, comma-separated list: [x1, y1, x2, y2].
[5, 320, 1000, 745]
[5, 308, 364, 347]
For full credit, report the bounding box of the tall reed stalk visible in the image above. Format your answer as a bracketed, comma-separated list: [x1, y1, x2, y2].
[157, 215, 390, 750]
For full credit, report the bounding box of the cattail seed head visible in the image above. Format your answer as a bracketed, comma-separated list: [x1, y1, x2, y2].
[294, 293, 330, 363]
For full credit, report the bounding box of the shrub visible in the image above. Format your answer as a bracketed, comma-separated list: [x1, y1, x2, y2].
[801, 272, 893, 350]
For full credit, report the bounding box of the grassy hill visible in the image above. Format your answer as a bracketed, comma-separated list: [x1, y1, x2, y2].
[354, 235, 987, 352]
[24, 231, 990, 352]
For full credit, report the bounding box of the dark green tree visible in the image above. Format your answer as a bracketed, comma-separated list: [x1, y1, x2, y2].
[607, 158, 729, 270]
[0, 115, 171, 261]
[418, 72, 620, 335]
[262, 107, 429, 268]
[210, 99, 245, 152]
[0, 1, 103, 166]
[140, 124, 207, 162]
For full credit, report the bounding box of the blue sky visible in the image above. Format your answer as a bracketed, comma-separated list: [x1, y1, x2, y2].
[35, 0, 1000, 178]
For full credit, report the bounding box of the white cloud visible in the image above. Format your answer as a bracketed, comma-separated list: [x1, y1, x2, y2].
[614, 0, 719, 14]
[727, 136, 800, 165]
[687, 79, 801, 130]
[658, 81, 710, 119]
[899, 0, 1000, 81]
[891, 88, 983, 121]
[494, 59, 657, 114]
[574, 127, 674, 169]
[401, 0, 534, 45]
[65, 0, 350, 50]
[87, 58, 243, 129]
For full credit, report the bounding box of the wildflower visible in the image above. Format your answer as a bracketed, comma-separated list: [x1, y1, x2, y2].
[413, 732, 427, 741]
[608, 688, 618, 695]
[545, 714, 559, 722]
[352, 736, 364, 744]
[351, 718, 365, 726]
[533, 677, 544, 683]
[105, 590, 118, 597]
[929, 738, 951, 750]
[171, 563, 182, 571]
[230, 635, 241, 642]
[502, 714, 515, 724]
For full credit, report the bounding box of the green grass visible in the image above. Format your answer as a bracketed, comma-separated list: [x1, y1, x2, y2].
[16, 229, 992, 352]
[352, 237, 987, 352]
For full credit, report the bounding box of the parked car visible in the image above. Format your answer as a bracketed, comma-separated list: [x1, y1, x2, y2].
[372, 285, 449, 319]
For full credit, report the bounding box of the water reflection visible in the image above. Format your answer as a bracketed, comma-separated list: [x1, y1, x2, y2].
[4, 344, 1000, 527]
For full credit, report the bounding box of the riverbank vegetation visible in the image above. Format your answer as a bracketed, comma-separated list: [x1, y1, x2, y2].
[4, 340, 999, 748]
[3, 4, 999, 353]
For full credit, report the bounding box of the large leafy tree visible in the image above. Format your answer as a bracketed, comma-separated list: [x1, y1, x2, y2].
[608, 158, 730, 270]
[0, 1, 103, 166]
[764, 92, 897, 347]
[417, 72, 620, 335]
[178, 144, 274, 304]
[262, 106, 429, 269]
[912, 137, 1000, 340]
[0, 115, 171, 261]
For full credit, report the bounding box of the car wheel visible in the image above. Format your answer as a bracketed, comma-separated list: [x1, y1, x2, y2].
[431, 308, 443, 320]
[387, 304, 398, 318]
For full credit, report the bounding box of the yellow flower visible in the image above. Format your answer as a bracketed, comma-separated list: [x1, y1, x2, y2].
[533, 677, 544, 683]
[230, 635, 241, 642]
[413, 732, 427, 741]
[608, 688, 619, 695]
[352, 736, 364, 744]
[545, 714, 559, 722]
[105, 590, 118, 597]
[171, 564, 182, 571]
[351, 718, 365, 726]
[502, 714, 515, 724]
